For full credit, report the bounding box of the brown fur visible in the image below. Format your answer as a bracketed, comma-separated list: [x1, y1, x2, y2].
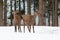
[12, 11, 22, 32]
[22, 11, 39, 33]
[11, 9, 25, 32]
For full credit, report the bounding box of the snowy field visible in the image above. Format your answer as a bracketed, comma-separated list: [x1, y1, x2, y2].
[0, 26, 60, 40]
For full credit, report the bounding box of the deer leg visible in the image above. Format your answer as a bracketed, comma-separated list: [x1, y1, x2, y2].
[18, 26, 22, 32]
[15, 25, 17, 32]
[27, 25, 31, 32]
[23, 23, 25, 33]
[18, 23, 22, 32]
[23, 20, 25, 33]
[33, 25, 35, 33]
[14, 18, 17, 32]
[27, 25, 30, 32]
[29, 25, 31, 32]
[30, 26, 31, 30]
[17, 17, 22, 32]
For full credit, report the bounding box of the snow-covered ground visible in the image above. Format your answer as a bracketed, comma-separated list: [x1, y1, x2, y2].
[0, 26, 60, 40]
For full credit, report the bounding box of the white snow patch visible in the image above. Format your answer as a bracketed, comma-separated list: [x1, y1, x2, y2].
[0, 26, 60, 40]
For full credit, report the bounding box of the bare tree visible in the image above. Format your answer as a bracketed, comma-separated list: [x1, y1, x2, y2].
[23, 0, 25, 11]
[39, 0, 45, 26]
[34, 0, 39, 9]
[4, 0, 7, 26]
[0, 0, 3, 26]
[27, 0, 31, 14]
[19, 0, 21, 11]
[10, 0, 13, 26]
[52, 0, 58, 26]
[48, 0, 51, 26]
[14, 0, 16, 11]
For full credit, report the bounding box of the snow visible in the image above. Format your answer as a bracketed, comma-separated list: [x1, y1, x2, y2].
[0, 26, 60, 40]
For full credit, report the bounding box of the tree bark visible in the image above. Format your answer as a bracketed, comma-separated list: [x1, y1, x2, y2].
[10, 0, 13, 26]
[19, 0, 21, 11]
[48, 0, 52, 26]
[14, 0, 16, 11]
[23, 0, 25, 11]
[52, 0, 58, 26]
[4, 0, 7, 26]
[39, 0, 45, 26]
[0, 0, 3, 26]
[27, 0, 31, 14]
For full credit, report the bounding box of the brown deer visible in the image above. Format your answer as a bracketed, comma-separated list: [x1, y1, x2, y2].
[22, 10, 39, 33]
[11, 10, 25, 32]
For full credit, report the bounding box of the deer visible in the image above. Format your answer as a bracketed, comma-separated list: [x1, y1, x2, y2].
[12, 11, 21, 32]
[9, 10, 25, 32]
[22, 9, 39, 33]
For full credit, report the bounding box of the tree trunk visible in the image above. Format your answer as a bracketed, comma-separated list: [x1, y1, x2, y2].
[48, 0, 52, 26]
[23, 0, 25, 11]
[39, 0, 45, 26]
[10, 0, 13, 26]
[34, 0, 39, 9]
[52, 0, 58, 26]
[54, 0, 58, 26]
[14, 0, 16, 11]
[19, 0, 21, 11]
[4, 0, 7, 26]
[27, 0, 31, 14]
[0, 0, 3, 26]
